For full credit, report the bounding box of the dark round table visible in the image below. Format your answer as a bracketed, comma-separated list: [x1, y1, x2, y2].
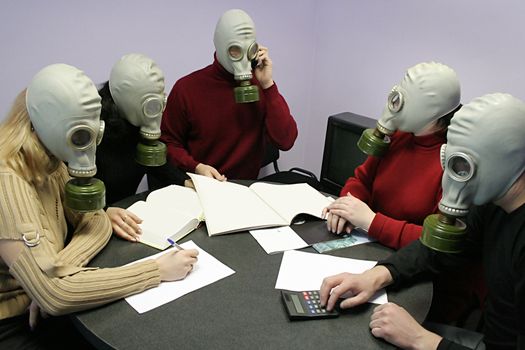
[72, 192, 432, 350]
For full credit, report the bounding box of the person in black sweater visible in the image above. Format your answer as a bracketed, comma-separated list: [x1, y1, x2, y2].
[320, 93, 525, 350]
[96, 54, 189, 241]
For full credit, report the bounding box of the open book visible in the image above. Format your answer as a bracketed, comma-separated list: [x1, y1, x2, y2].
[127, 185, 204, 249]
[188, 173, 332, 236]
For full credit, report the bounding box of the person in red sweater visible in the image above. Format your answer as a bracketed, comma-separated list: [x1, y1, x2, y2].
[324, 62, 461, 249]
[160, 9, 297, 180]
[323, 63, 486, 325]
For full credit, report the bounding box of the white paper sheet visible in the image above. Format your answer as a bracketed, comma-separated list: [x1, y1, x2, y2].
[275, 250, 387, 304]
[125, 241, 235, 313]
[250, 226, 309, 254]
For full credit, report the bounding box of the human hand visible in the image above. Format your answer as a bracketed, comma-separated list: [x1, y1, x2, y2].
[253, 46, 274, 89]
[320, 266, 393, 311]
[370, 303, 442, 350]
[195, 163, 227, 181]
[156, 248, 199, 281]
[184, 179, 195, 189]
[322, 206, 355, 235]
[28, 300, 48, 330]
[106, 207, 142, 242]
[325, 193, 375, 231]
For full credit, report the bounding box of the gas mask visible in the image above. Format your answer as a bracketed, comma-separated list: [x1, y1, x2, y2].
[358, 62, 461, 156]
[109, 53, 167, 166]
[214, 9, 259, 103]
[421, 93, 525, 252]
[26, 64, 106, 212]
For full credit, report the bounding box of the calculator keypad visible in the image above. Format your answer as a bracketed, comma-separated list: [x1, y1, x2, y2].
[302, 291, 329, 315]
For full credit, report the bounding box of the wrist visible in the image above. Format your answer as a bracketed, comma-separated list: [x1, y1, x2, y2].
[195, 163, 204, 173]
[261, 79, 274, 90]
[368, 265, 393, 290]
[412, 330, 442, 350]
[361, 212, 376, 231]
[154, 259, 166, 281]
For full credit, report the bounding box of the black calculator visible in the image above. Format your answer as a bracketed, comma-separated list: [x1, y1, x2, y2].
[281, 290, 339, 320]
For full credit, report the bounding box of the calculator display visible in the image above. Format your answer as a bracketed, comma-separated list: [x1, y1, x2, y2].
[290, 294, 304, 313]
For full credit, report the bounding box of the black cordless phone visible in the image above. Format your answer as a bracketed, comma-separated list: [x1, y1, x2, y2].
[251, 58, 259, 70]
[281, 290, 339, 320]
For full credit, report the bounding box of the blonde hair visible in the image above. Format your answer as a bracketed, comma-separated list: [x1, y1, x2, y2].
[0, 90, 59, 186]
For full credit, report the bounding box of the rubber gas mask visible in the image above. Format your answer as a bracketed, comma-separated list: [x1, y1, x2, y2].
[109, 53, 167, 166]
[358, 62, 461, 156]
[421, 93, 525, 252]
[26, 64, 106, 212]
[214, 9, 259, 103]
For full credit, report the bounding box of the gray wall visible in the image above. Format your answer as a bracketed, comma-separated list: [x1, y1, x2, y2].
[1, 0, 524, 177]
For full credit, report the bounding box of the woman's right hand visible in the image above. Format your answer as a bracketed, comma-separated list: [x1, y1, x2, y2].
[156, 249, 199, 281]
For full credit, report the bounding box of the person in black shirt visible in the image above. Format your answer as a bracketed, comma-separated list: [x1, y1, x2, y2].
[320, 93, 525, 350]
[96, 54, 189, 241]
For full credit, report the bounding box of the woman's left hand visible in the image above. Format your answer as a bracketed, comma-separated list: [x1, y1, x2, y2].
[325, 193, 375, 231]
[106, 207, 142, 242]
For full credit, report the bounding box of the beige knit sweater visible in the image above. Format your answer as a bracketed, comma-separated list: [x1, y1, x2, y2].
[0, 163, 161, 319]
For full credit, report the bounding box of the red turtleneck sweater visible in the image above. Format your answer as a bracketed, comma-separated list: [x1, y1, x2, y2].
[160, 56, 298, 180]
[340, 130, 446, 249]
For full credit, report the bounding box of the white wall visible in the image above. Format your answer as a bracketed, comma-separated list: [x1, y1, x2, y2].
[305, 0, 525, 175]
[0, 0, 316, 174]
[1, 0, 524, 177]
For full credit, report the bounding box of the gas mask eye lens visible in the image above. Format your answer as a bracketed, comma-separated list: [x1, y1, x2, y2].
[388, 88, 404, 113]
[96, 121, 105, 146]
[69, 128, 94, 149]
[228, 45, 243, 61]
[447, 153, 474, 182]
[247, 42, 259, 60]
[143, 98, 163, 118]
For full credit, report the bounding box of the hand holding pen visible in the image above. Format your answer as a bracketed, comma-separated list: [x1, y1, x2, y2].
[155, 240, 199, 281]
[167, 238, 185, 251]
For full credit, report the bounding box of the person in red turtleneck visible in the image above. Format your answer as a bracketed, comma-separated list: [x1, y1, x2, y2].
[323, 62, 461, 249]
[324, 62, 486, 325]
[337, 128, 448, 248]
[160, 9, 297, 181]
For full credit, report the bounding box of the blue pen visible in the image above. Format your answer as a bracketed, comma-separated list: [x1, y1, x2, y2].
[167, 238, 185, 251]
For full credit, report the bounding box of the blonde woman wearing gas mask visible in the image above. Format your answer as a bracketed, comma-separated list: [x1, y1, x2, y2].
[0, 64, 197, 348]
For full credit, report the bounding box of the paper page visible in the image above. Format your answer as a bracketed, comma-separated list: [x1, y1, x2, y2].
[250, 226, 308, 254]
[146, 185, 204, 220]
[275, 250, 387, 304]
[188, 174, 287, 236]
[249, 182, 332, 223]
[125, 241, 235, 313]
[127, 201, 196, 250]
